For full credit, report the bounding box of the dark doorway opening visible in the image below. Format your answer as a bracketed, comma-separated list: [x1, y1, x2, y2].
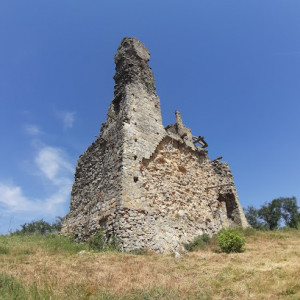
[218, 193, 236, 221]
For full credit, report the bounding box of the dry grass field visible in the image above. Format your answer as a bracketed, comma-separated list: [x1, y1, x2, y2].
[0, 229, 300, 299]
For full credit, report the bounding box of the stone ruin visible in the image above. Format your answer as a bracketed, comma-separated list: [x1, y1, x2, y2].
[61, 37, 248, 253]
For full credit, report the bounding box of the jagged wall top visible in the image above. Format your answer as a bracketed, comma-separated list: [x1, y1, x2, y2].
[113, 37, 156, 96]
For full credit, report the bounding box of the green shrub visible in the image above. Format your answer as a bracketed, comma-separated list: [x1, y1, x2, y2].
[183, 233, 211, 251]
[88, 229, 121, 252]
[216, 228, 246, 253]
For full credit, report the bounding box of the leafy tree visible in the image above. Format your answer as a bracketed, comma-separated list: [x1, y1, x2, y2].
[245, 197, 299, 230]
[51, 217, 63, 232]
[281, 197, 299, 229]
[244, 206, 264, 229]
[12, 217, 62, 235]
[258, 199, 282, 230]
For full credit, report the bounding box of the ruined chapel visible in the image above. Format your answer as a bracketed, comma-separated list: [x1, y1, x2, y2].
[61, 37, 248, 253]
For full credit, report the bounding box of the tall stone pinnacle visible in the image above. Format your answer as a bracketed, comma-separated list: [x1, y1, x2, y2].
[111, 37, 157, 117]
[114, 37, 156, 92]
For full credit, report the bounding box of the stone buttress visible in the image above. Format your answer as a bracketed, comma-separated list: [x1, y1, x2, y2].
[61, 37, 248, 253]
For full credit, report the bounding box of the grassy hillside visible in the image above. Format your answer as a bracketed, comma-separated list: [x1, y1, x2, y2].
[0, 229, 300, 299]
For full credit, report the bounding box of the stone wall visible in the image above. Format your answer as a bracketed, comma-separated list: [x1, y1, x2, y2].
[110, 136, 247, 253]
[61, 37, 248, 252]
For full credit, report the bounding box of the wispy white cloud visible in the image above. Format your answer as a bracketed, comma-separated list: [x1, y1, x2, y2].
[43, 183, 73, 213]
[24, 124, 42, 136]
[54, 110, 76, 130]
[0, 181, 72, 216]
[0, 145, 74, 216]
[35, 146, 73, 184]
[62, 111, 76, 130]
[0, 183, 38, 212]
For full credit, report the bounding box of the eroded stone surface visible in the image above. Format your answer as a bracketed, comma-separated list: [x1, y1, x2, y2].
[61, 37, 248, 253]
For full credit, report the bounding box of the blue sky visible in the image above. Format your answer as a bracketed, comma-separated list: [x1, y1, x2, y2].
[0, 0, 299, 234]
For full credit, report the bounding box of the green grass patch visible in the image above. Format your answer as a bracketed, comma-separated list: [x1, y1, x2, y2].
[235, 226, 257, 237]
[0, 245, 9, 255]
[129, 249, 150, 256]
[0, 273, 27, 299]
[0, 234, 88, 257]
[42, 234, 88, 254]
[0, 273, 210, 299]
